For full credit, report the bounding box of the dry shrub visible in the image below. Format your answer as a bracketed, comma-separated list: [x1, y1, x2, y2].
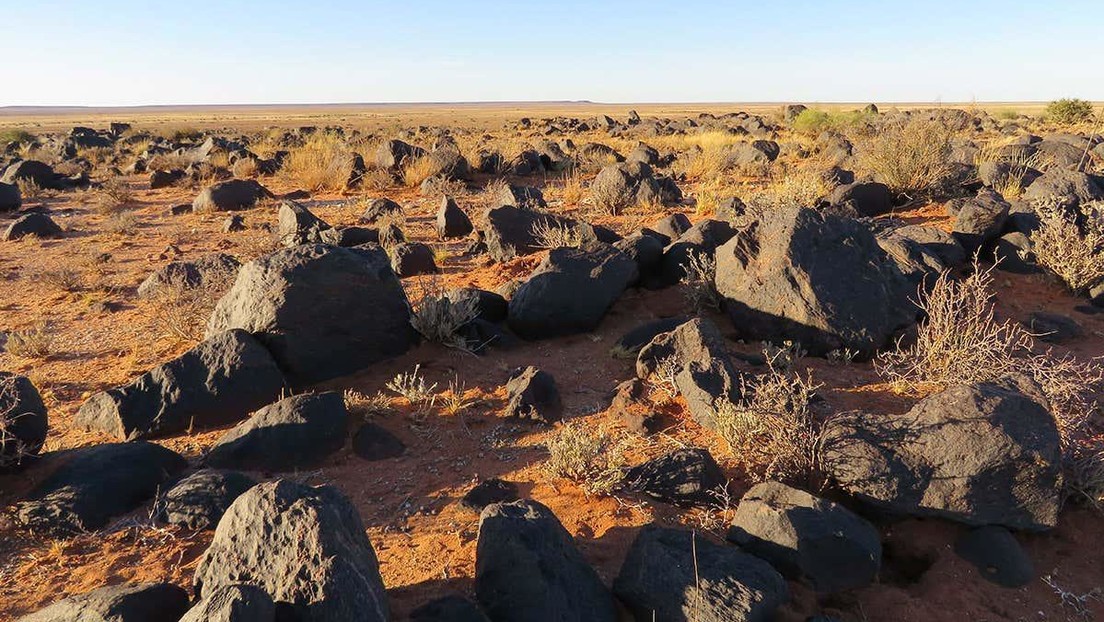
[359, 168, 395, 191]
[544, 169, 588, 207]
[231, 157, 259, 179]
[33, 268, 82, 292]
[284, 131, 354, 192]
[0, 374, 36, 468]
[746, 166, 836, 212]
[343, 389, 394, 420]
[1030, 202, 1104, 295]
[147, 152, 194, 171]
[6, 322, 56, 359]
[102, 211, 139, 236]
[974, 142, 1049, 200]
[877, 263, 1104, 505]
[714, 349, 823, 483]
[401, 155, 441, 188]
[147, 265, 237, 342]
[855, 118, 956, 197]
[93, 178, 135, 214]
[407, 278, 479, 351]
[543, 422, 626, 496]
[530, 220, 583, 249]
[590, 178, 634, 216]
[15, 178, 48, 201]
[680, 250, 720, 312]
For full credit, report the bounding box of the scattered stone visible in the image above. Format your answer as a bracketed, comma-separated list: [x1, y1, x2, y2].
[0, 181, 21, 212]
[623, 448, 725, 506]
[222, 214, 246, 233]
[461, 479, 520, 512]
[0, 372, 48, 469]
[829, 181, 893, 216]
[612, 316, 687, 357]
[359, 197, 403, 223]
[179, 584, 276, 622]
[1023, 311, 1082, 343]
[136, 252, 240, 299]
[192, 179, 272, 213]
[352, 422, 406, 461]
[437, 195, 474, 239]
[503, 366, 562, 423]
[17, 583, 190, 622]
[159, 469, 257, 530]
[410, 596, 490, 622]
[3, 212, 63, 241]
[389, 241, 439, 277]
[447, 287, 508, 323]
[954, 526, 1035, 588]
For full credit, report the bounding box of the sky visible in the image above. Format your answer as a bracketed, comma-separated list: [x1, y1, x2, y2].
[3, 0, 1102, 107]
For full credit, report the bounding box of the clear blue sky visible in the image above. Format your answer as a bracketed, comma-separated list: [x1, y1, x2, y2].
[4, 0, 1101, 106]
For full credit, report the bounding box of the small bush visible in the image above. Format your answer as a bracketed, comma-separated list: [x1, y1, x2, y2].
[147, 264, 236, 342]
[680, 250, 720, 312]
[33, 268, 82, 292]
[746, 167, 836, 212]
[15, 178, 48, 201]
[284, 132, 354, 192]
[0, 129, 35, 145]
[407, 278, 479, 350]
[6, 322, 56, 359]
[856, 118, 956, 197]
[93, 178, 135, 214]
[231, 157, 259, 179]
[102, 211, 139, 236]
[1030, 203, 1104, 295]
[1045, 98, 1095, 125]
[400, 155, 441, 188]
[791, 109, 831, 135]
[530, 220, 583, 249]
[385, 364, 438, 418]
[543, 422, 625, 496]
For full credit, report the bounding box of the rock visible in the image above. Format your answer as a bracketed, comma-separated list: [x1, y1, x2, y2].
[715, 197, 748, 224]
[876, 231, 946, 288]
[206, 392, 348, 472]
[192, 179, 272, 213]
[822, 376, 1062, 531]
[651, 219, 737, 288]
[179, 584, 276, 622]
[494, 183, 547, 209]
[623, 448, 725, 506]
[993, 232, 1037, 273]
[0, 373, 48, 469]
[475, 500, 617, 622]
[614, 230, 665, 280]
[727, 481, 882, 592]
[613, 525, 788, 622]
[828, 182, 892, 217]
[437, 196, 473, 239]
[1, 160, 59, 189]
[0, 181, 21, 212]
[612, 316, 688, 357]
[447, 288, 508, 323]
[950, 189, 1010, 255]
[223, 214, 246, 233]
[3, 213, 63, 241]
[892, 225, 967, 268]
[953, 526, 1034, 588]
[651, 213, 693, 242]
[591, 161, 679, 211]
[389, 241, 439, 277]
[276, 200, 331, 246]
[206, 244, 417, 387]
[159, 469, 257, 530]
[478, 205, 574, 262]
[194, 480, 389, 622]
[76, 330, 286, 440]
[17, 583, 190, 622]
[1022, 168, 1104, 211]
[724, 141, 780, 168]
[359, 197, 403, 224]
[16, 442, 187, 533]
[149, 169, 186, 189]
[507, 244, 637, 339]
[1023, 311, 1082, 343]
[636, 318, 742, 429]
[461, 479, 520, 512]
[714, 206, 912, 356]
[137, 253, 240, 299]
[352, 422, 405, 460]
[410, 596, 490, 622]
[503, 366, 562, 423]
[374, 139, 425, 171]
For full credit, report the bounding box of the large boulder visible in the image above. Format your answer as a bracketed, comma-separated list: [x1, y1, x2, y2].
[949, 188, 1010, 255]
[503, 366, 562, 423]
[374, 139, 425, 171]
[206, 392, 348, 471]
[159, 469, 257, 530]
[636, 318, 742, 429]
[828, 181, 892, 217]
[613, 525, 788, 622]
[1, 160, 60, 189]
[194, 480, 389, 622]
[206, 244, 417, 387]
[714, 206, 912, 356]
[507, 244, 637, 339]
[0, 373, 48, 469]
[136, 253, 241, 299]
[16, 442, 187, 533]
[0, 181, 21, 211]
[76, 330, 286, 440]
[478, 205, 573, 262]
[192, 179, 272, 213]
[727, 481, 882, 592]
[823, 376, 1062, 531]
[437, 196, 473, 239]
[179, 584, 276, 622]
[591, 161, 679, 212]
[3, 213, 63, 241]
[276, 200, 332, 247]
[1022, 168, 1104, 211]
[475, 500, 617, 622]
[17, 583, 190, 622]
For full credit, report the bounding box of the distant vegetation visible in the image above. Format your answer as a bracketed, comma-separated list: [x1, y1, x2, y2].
[1045, 98, 1095, 124]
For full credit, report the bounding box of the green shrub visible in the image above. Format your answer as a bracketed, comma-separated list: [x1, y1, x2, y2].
[792, 109, 831, 135]
[1045, 98, 1095, 124]
[0, 129, 35, 145]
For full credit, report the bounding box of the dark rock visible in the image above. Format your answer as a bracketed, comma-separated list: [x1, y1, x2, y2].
[1, 160, 60, 189]
[503, 366, 562, 423]
[715, 206, 913, 356]
[1022, 168, 1103, 212]
[179, 584, 276, 622]
[359, 198, 403, 224]
[614, 525, 788, 622]
[75, 329, 286, 440]
[636, 318, 743, 429]
[494, 183, 546, 209]
[623, 448, 725, 506]
[727, 481, 882, 592]
[823, 376, 1062, 531]
[612, 316, 688, 357]
[1024, 311, 1082, 343]
[437, 196, 473, 239]
[16, 442, 187, 533]
[17, 582, 189, 622]
[478, 205, 572, 262]
[223, 214, 246, 233]
[206, 244, 417, 387]
[950, 189, 1010, 255]
[352, 422, 405, 460]
[0, 181, 22, 212]
[194, 480, 389, 622]
[389, 242, 439, 277]
[613, 231, 664, 280]
[447, 288, 508, 323]
[461, 479, 520, 512]
[206, 392, 348, 472]
[507, 244, 637, 339]
[192, 179, 272, 213]
[3, 212, 63, 241]
[651, 213, 692, 241]
[829, 182, 892, 217]
[410, 596, 489, 622]
[149, 169, 186, 189]
[892, 224, 967, 268]
[954, 526, 1034, 587]
[159, 469, 257, 530]
[137, 252, 240, 298]
[476, 500, 617, 622]
[993, 232, 1037, 273]
[374, 139, 425, 171]
[0, 373, 48, 469]
[276, 200, 331, 246]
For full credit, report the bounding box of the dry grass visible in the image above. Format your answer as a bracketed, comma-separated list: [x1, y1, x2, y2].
[283, 131, 354, 192]
[5, 322, 56, 359]
[680, 250, 720, 312]
[855, 118, 956, 197]
[543, 422, 626, 496]
[400, 155, 441, 188]
[32, 268, 82, 292]
[15, 179, 49, 201]
[746, 166, 836, 212]
[231, 157, 259, 179]
[545, 169, 588, 207]
[713, 349, 824, 483]
[530, 219, 583, 249]
[343, 389, 394, 420]
[1030, 203, 1104, 295]
[92, 178, 135, 214]
[102, 211, 139, 236]
[974, 141, 1049, 200]
[407, 278, 479, 351]
[146, 264, 236, 343]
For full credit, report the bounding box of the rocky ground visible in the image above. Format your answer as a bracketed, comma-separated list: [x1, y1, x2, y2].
[0, 105, 1103, 621]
